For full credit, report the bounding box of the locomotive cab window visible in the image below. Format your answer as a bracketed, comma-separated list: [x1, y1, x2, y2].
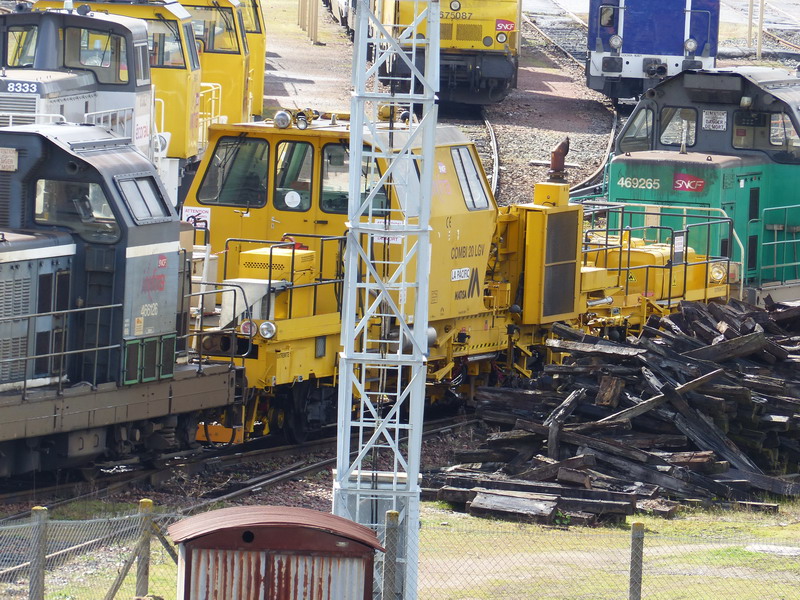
[236, 11, 249, 53]
[197, 136, 269, 208]
[64, 27, 129, 85]
[321, 143, 349, 214]
[133, 43, 150, 86]
[733, 111, 800, 163]
[34, 179, 120, 243]
[452, 146, 489, 210]
[274, 141, 312, 212]
[119, 177, 171, 222]
[320, 143, 389, 215]
[184, 23, 201, 69]
[659, 107, 697, 147]
[619, 108, 654, 153]
[145, 19, 186, 68]
[241, 0, 263, 33]
[6, 25, 37, 67]
[186, 7, 239, 53]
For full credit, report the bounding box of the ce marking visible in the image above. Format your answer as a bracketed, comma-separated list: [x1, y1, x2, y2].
[445, 216, 452, 228]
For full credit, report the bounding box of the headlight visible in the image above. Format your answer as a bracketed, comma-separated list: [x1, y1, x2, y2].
[684, 38, 698, 53]
[449, 0, 460, 9]
[273, 110, 291, 129]
[259, 320, 277, 339]
[240, 320, 257, 336]
[496, 32, 508, 44]
[609, 34, 623, 49]
[709, 262, 727, 283]
[482, 36, 493, 47]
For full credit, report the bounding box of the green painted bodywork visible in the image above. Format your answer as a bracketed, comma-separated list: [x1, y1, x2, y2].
[609, 154, 800, 284]
[605, 67, 800, 288]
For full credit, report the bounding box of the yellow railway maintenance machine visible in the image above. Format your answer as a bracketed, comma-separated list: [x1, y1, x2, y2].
[35, 0, 219, 201]
[182, 113, 732, 443]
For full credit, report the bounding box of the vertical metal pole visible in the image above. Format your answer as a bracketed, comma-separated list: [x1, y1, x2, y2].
[628, 521, 644, 600]
[29, 506, 48, 600]
[382, 511, 400, 600]
[747, 0, 754, 47]
[756, 0, 765, 59]
[136, 498, 153, 598]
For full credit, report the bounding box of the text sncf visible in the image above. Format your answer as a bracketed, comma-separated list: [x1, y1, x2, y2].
[673, 173, 706, 192]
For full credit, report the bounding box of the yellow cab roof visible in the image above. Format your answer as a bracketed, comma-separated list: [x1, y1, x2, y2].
[211, 115, 469, 151]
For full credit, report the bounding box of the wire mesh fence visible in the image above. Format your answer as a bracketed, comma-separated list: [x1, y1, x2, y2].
[0, 505, 182, 600]
[414, 517, 800, 600]
[0, 503, 797, 600]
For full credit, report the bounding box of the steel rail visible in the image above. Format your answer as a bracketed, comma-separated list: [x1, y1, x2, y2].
[481, 108, 500, 196]
[0, 418, 477, 577]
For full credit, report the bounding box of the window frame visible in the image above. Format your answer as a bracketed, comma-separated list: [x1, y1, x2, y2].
[196, 135, 270, 208]
[63, 26, 131, 85]
[273, 140, 313, 213]
[117, 174, 172, 224]
[186, 6, 241, 54]
[451, 145, 490, 211]
[659, 106, 698, 147]
[34, 179, 121, 243]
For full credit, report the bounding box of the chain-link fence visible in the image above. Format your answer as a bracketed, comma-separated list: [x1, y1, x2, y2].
[414, 517, 800, 600]
[0, 502, 181, 600]
[0, 502, 797, 599]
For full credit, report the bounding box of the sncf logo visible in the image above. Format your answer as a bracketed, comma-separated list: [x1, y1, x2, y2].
[673, 173, 706, 192]
[496, 19, 515, 31]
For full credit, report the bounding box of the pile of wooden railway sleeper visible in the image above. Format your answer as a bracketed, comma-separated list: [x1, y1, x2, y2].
[424, 296, 800, 525]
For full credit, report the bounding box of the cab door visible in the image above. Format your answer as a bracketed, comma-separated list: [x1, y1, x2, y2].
[269, 138, 318, 238]
[735, 173, 764, 281]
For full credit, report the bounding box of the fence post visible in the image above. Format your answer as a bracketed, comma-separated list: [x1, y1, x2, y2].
[629, 521, 644, 600]
[382, 511, 400, 600]
[29, 506, 48, 600]
[136, 499, 153, 598]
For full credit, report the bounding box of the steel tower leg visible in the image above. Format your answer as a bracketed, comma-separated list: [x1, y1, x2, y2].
[332, 0, 439, 597]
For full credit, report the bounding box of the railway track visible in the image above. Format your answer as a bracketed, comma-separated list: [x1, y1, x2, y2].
[521, 5, 619, 194]
[523, 6, 588, 67]
[764, 28, 800, 52]
[0, 417, 476, 580]
[0, 417, 476, 517]
[721, 0, 800, 54]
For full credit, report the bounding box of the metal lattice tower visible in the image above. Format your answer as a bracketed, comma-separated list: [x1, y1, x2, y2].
[332, 0, 439, 597]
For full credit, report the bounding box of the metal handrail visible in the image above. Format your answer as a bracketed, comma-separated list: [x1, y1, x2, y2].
[0, 112, 66, 125]
[0, 303, 122, 398]
[750, 203, 800, 287]
[583, 200, 744, 300]
[84, 107, 135, 138]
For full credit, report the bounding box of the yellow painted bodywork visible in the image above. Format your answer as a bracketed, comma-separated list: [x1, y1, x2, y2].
[182, 0, 252, 123]
[35, 0, 203, 160]
[383, 0, 521, 58]
[184, 115, 731, 440]
[239, 0, 266, 117]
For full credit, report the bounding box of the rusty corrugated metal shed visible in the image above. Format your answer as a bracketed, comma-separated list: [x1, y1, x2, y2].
[168, 505, 383, 550]
[185, 548, 369, 599]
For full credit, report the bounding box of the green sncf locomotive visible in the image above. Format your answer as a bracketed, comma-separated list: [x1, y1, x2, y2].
[605, 67, 800, 304]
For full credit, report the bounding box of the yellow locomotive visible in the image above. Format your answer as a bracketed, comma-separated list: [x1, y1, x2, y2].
[372, 0, 521, 103]
[32, 0, 264, 197]
[182, 111, 731, 442]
